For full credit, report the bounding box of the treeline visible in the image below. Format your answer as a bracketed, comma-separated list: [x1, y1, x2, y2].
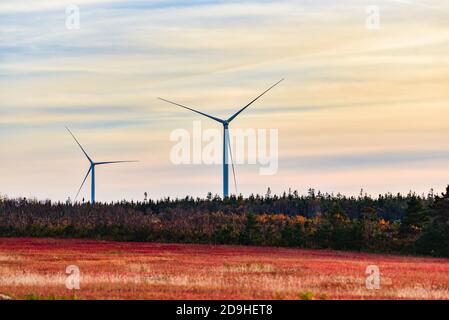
[0, 187, 448, 257]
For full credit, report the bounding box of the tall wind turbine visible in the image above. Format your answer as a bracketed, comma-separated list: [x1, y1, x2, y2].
[159, 79, 284, 198]
[66, 127, 138, 204]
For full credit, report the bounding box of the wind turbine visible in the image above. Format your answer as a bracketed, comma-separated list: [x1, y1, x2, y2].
[66, 127, 138, 204]
[159, 79, 284, 199]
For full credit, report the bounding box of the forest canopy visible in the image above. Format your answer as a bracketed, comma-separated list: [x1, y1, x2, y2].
[1, 186, 448, 257]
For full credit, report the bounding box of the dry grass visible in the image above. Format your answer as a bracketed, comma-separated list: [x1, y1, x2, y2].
[0, 238, 449, 300]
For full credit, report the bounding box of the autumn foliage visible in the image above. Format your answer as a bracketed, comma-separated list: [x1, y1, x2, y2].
[0, 187, 448, 257]
[2, 238, 449, 300]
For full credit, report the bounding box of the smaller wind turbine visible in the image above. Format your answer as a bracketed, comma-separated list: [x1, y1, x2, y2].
[66, 127, 138, 204]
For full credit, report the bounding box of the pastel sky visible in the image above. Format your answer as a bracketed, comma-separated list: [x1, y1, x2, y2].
[1, 0, 448, 202]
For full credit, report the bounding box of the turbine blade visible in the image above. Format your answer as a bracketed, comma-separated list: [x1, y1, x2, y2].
[75, 166, 92, 202]
[227, 79, 284, 123]
[158, 97, 224, 124]
[226, 129, 238, 195]
[66, 126, 93, 163]
[95, 160, 139, 165]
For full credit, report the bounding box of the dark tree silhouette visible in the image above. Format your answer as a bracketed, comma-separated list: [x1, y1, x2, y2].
[0, 186, 448, 257]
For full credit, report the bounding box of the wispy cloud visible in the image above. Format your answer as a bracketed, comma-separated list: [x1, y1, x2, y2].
[1, 0, 448, 200]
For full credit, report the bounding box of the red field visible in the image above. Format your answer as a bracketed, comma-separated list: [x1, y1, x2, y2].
[1, 237, 449, 300]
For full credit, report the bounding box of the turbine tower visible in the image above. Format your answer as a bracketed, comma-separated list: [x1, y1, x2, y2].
[66, 127, 138, 204]
[159, 79, 283, 198]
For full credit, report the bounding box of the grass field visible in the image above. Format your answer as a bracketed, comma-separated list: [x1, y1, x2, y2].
[1, 238, 449, 300]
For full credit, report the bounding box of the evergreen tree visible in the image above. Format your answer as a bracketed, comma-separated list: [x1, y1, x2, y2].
[360, 206, 378, 221]
[400, 196, 427, 235]
[429, 186, 449, 224]
[241, 213, 261, 245]
[328, 202, 348, 223]
[416, 186, 449, 256]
